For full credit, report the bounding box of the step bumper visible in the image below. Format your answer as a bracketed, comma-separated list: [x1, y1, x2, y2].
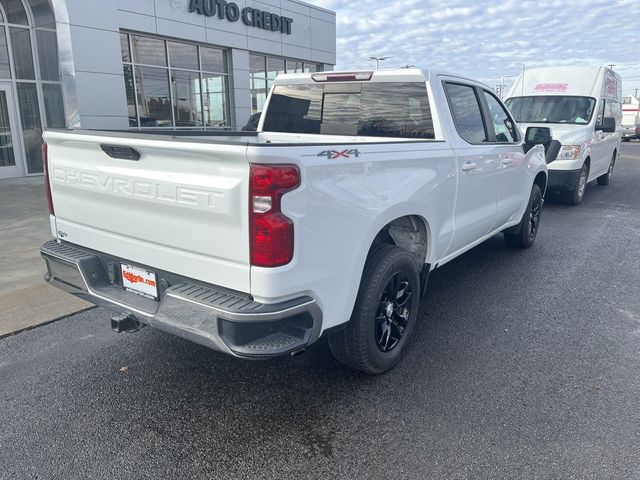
[41, 240, 322, 358]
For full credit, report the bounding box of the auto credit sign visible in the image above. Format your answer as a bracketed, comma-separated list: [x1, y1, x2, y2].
[188, 0, 294, 35]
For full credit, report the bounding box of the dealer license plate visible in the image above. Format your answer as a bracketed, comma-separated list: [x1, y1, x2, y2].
[121, 263, 158, 300]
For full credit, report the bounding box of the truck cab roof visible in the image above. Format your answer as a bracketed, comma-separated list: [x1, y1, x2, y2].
[272, 68, 493, 90]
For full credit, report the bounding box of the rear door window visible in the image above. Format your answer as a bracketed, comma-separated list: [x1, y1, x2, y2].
[444, 83, 487, 144]
[263, 82, 435, 139]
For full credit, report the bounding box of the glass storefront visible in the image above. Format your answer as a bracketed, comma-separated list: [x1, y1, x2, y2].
[0, 1, 334, 178]
[249, 53, 320, 113]
[121, 32, 230, 129]
[0, 0, 64, 176]
[120, 34, 322, 127]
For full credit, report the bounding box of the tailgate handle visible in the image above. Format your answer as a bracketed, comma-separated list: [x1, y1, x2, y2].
[100, 145, 141, 161]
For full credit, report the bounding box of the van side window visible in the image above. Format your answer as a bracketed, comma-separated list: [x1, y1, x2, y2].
[482, 90, 517, 142]
[604, 100, 621, 121]
[596, 100, 605, 125]
[444, 83, 487, 144]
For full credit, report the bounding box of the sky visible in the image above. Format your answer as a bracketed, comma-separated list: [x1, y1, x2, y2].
[312, 0, 640, 97]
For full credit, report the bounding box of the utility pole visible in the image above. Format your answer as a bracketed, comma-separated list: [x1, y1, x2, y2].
[368, 56, 389, 70]
[607, 64, 616, 70]
[497, 75, 515, 99]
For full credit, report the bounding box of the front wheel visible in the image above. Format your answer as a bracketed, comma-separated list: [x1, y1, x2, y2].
[504, 184, 543, 248]
[597, 152, 616, 186]
[328, 244, 421, 374]
[564, 163, 589, 205]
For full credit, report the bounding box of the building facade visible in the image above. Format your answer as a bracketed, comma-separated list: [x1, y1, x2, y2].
[0, 0, 336, 179]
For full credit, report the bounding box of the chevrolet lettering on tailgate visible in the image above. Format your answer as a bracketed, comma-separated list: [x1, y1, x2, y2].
[52, 168, 225, 210]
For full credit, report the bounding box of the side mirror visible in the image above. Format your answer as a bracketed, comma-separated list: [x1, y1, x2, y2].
[545, 140, 562, 164]
[525, 126, 552, 146]
[524, 126, 560, 163]
[596, 117, 616, 133]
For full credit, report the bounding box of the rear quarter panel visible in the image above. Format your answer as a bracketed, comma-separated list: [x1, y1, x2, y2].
[248, 141, 456, 331]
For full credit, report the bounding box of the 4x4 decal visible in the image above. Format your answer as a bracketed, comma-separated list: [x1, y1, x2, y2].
[317, 149, 361, 159]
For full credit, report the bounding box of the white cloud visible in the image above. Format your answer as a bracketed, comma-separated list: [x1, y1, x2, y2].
[312, 0, 640, 95]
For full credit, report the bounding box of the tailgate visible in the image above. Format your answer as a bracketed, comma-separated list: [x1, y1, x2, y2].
[44, 130, 250, 293]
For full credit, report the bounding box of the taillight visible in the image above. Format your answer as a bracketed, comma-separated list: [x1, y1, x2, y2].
[249, 164, 300, 267]
[42, 142, 54, 215]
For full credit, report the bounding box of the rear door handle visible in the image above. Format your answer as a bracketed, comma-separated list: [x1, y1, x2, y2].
[462, 162, 478, 172]
[502, 158, 514, 166]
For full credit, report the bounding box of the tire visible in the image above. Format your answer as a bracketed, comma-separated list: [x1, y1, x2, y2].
[328, 244, 421, 374]
[564, 163, 589, 205]
[597, 152, 616, 186]
[622, 138, 630, 142]
[504, 184, 543, 249]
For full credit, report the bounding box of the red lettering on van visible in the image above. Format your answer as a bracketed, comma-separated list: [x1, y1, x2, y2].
[534, 83, 568, 93]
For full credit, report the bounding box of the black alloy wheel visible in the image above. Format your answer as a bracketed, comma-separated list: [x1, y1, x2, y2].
[528, 192, 542, 242]
[375, 273, 413, 353]
[504, 183, 543, 248]
[328, 244, 421, 374]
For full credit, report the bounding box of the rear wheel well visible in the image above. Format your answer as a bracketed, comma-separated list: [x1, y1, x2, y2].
[370, 215, 429, 267]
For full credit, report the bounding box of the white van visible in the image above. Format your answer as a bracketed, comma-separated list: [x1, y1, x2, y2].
[506, 66, 622, 204]
[622, 95, 639, 141]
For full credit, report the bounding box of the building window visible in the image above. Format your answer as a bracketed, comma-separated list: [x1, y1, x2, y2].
[121, 32, 230, 129]
[0, 0, 64, 174]
[249, 53, 321, 114]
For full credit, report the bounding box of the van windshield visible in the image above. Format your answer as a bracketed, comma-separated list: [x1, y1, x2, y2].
[262, 82, 435, 138]
[505, 96, 596, 125]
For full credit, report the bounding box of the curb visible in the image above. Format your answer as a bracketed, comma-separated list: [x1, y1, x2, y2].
[0, 306, 98, 340]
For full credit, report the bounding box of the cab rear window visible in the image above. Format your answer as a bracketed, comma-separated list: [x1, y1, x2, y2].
[262, 82, 435, 139]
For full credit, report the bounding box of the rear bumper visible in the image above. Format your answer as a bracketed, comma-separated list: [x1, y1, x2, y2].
[547, 168, 582, 192]
[41, 240, 322, 358]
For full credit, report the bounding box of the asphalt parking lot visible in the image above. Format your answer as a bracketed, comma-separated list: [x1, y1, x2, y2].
[1, 143, 639, 480]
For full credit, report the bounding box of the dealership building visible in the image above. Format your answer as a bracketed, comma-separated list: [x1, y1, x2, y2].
[0, 0, 336, 179]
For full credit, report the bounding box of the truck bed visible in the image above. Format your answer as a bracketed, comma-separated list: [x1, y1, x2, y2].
[44, 127, 443, 295]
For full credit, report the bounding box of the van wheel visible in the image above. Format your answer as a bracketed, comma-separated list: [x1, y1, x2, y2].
[328, 244, 420, 375]
[597, 153, 615, 186]
[564, 163, 589, 205]
[504, 184, 543, 248]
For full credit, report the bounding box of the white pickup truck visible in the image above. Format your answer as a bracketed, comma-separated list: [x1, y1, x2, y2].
[41, 69, 550, 374]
